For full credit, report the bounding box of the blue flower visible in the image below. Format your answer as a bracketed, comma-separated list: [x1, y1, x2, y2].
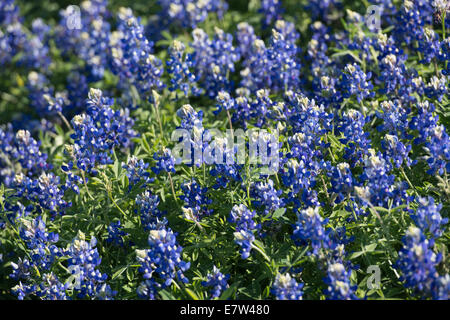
[251, 179, 283, 216]
[152, 148, 176, 174]
[106, 220, 128, 247]
[122, 156, 152, 190]
[167, 40, 202, 97]
[110, 8, 164, 99]
[340, 63, 374, 103]
[135, 190, 166, 231]
[271, 273, 304, 300]
[66, 232, 115, 299]
[70, 88, 137, 174]
[411, 197, 448, 239]
[137, 228, 190, 299]
[259, 0, 284, 27]
[202, 266, 230, 299]
[324, 261, 357, 300]
[396, 226, 442, 297]
[229, 204, 259, 259]
[180, 179, 213, 221]
[292, 207, 331, 255]
[191, 27, 239, 98]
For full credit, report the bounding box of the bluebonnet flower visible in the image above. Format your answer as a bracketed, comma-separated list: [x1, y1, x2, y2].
[368, 0, 398, 26]
[175, 103, 210, 167]
[324, 261, 357, 300]
[2, 201, 32, 223]
[259, 0, 284, 27]
[135, 190, 166, 231]
[34, 273, 69, 300]
[137, 228, 190, 299]
[306, 0, 342, 22]
[266, 23, 301, 91]
[408, 101, 440, 145]
[285, 92, 332, 143]
[13, 172, 70, 216]
[17, 216, 61, 272]
[191, 27, 239, 98]
[229, 204, 259, 259]
[233, 230, 256, 260]
[60, 159, 83, 195]
[42, 92, 67, 116]
[167, 40, 201, 97]
[307, 22, 333, 78]
[425, 125, 450, 175]
[208, 135, 243, 189]
[393, 0, 434, 46]
[251, 179, 283, 216]
[247, 89, 274, 127]
[13, 129, 50, 174]
[411, 197, 448, 238]
[381, 134, 414, 168]
[377, 100, 410, 136]
[110, 8, 164, 99]
[236, 22, 257, 59]
[376, 100, 409, 133]
[26, 72, 58, 117]
[106, 220, 128, 246]
[328, 162, 354, 204]
[180, 179, 213, 221]
[340, 63, 374, 103]
[337, 109, 371, 167]
[18, 32, 51, 70]
[31, 18, 50, 42]
[158, 0, 228, 29]
[417, 27, 442, 64]
[0, 14, 27, 66]
[66, 70, 89, 115]
[11, 282, 36, 300]
[0, 127, 51, 186]
[281, 158, 320, 208]
[396, 226, 442, 297]
[202, 266, 230, 299]
[10, 257, 31, 280]
[55, 1, 110, 81]
[215, 90, 235, 115]
[432, 274, 450, 300]
[176, 103, 204, 131]
[230, 92, 252, 128]
[0, 0, 21, 26]
[70, 88, 137, 174]
[122, 156, 152, 190]
[378, 52, 409, 96]
[425, 75, 448, 102]
[271, 273, 304, 300]
[440, 38, 450, 75]
[357, 149, 409, 209]
[66, 232, 115, 299]
[152, 148, 176, 174]
[315, 74, 342, 107]
[292, 207, 331, 255]
[241, 21, 300, 93]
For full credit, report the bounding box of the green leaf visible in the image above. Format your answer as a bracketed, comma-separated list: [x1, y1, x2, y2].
[112, 266, 128, 280]
[219, 282, 239, 300]
[184, 287, 200, 300]
[364, 243, 378, 252]
[272, 208, 286, 219]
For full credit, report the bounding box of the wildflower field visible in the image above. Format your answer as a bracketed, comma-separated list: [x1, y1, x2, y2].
[0, 0, 449, 301]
